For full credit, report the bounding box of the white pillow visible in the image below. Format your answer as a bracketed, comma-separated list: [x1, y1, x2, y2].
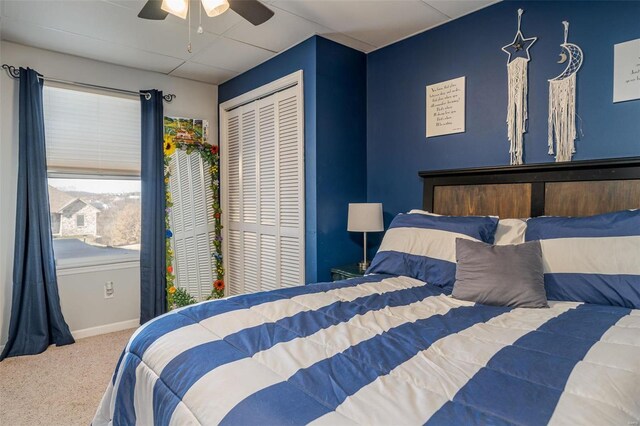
[494, 219, 527, 245]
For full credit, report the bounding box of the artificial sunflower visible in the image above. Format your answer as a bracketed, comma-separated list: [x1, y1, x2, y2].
[168, 286, 177, 294]
[213, 279, 225, 291]
[164, 135, 176, 156]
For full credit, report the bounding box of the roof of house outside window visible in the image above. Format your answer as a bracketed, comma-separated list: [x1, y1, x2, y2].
[48, 185, 100, 214]
[53, 239, 138, 260]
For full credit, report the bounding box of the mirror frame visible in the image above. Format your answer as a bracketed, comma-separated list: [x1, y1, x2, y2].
[163, 122, 224, 309]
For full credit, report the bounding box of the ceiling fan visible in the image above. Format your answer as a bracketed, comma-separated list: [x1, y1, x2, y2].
[138, 0, 275, 26]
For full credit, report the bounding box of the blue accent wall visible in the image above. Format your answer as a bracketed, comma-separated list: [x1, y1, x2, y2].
[367, 0, 640, 221]
[219, 36, 367, 282]
[221, 1, 640, 280]
[315, 37, 368, 283]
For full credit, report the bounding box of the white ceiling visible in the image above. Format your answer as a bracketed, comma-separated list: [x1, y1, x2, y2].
[0, 0, 497, 85]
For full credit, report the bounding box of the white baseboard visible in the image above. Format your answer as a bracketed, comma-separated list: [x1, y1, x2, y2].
[0, 320, 138, 351]
[72, 318, 139, 340]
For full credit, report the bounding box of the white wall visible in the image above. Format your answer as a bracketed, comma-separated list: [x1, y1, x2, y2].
[56, 265, 141, 337]
[0, 41, 218, 345]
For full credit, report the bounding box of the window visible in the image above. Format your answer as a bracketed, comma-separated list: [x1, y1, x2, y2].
[43, 85, 141, 269]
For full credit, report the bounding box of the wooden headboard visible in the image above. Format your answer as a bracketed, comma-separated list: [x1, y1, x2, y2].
[419, 157, 640, 218]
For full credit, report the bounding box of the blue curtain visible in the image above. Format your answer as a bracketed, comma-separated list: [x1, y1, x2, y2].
[140, 90, 166, 324]
[1, 68, 74, 361]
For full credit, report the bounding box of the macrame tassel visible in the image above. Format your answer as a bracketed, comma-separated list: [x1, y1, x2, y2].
[548, 73, 577, 162]
[506, 57, 528, 165]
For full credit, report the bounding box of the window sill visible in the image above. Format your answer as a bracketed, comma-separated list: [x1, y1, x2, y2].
[56, 259, 140, 276]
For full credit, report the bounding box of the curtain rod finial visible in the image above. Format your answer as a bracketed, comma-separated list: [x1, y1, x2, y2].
[2, 64, 20, 79]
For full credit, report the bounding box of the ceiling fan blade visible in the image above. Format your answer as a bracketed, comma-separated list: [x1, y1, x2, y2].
[138, 0, 169, 20]
[228, 0, 275, 26]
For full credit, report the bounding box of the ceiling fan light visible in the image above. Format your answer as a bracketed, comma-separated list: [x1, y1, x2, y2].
[201, 0, 229, 17]
[161, 0, 189, 19]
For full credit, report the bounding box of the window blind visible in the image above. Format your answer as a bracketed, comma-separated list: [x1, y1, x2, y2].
[43, 85, 141, 176]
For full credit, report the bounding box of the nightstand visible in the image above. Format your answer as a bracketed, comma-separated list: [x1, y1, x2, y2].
[331, 263, 365, 281]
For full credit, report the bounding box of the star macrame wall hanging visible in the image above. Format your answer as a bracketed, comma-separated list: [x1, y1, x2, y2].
[501, 8, 537, 165]
[548, 21, 584, 162]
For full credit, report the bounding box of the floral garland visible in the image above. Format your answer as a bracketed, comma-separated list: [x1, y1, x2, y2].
[163, 135, 224, 309]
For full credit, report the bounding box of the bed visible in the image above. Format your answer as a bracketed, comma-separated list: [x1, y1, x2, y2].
[94, 157, 640, 425]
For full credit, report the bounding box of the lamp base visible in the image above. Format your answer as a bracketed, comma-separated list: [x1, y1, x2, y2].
[358, 261, 370, 272]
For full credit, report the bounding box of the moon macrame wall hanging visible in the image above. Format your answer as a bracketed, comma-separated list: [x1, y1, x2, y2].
[501, 9, 537, 165]
[548, 21, 583, 162]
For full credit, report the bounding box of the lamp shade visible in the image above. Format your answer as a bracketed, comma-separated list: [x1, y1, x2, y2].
[161, 0, 189, 19]
[347, 203, 384, 232]
[202, 0, 230, 17]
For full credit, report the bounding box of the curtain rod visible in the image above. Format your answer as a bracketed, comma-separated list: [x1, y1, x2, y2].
[2, 64, 176, 102]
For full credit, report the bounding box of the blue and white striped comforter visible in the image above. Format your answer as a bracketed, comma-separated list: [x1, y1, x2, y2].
[93, 275, 640, 425]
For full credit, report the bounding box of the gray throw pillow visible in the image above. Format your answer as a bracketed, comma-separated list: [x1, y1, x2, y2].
[452, 238, 548, 308]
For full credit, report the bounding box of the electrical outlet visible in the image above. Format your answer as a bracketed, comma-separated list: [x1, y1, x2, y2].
[104, 281, 114, 299]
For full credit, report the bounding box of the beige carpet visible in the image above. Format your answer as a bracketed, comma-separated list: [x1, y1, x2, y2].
[0, 328, 135, 426]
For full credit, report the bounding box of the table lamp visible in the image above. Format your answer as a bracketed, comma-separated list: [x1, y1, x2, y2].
[348, 203, 384, 271]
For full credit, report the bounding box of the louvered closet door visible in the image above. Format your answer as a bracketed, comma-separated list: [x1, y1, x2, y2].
[225, 85, 304, 295]
[168, 149, 217, 301]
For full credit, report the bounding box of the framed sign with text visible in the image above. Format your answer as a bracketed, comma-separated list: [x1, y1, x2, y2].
[613, 38, 640, 103]
[426, 76, 466, 138]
